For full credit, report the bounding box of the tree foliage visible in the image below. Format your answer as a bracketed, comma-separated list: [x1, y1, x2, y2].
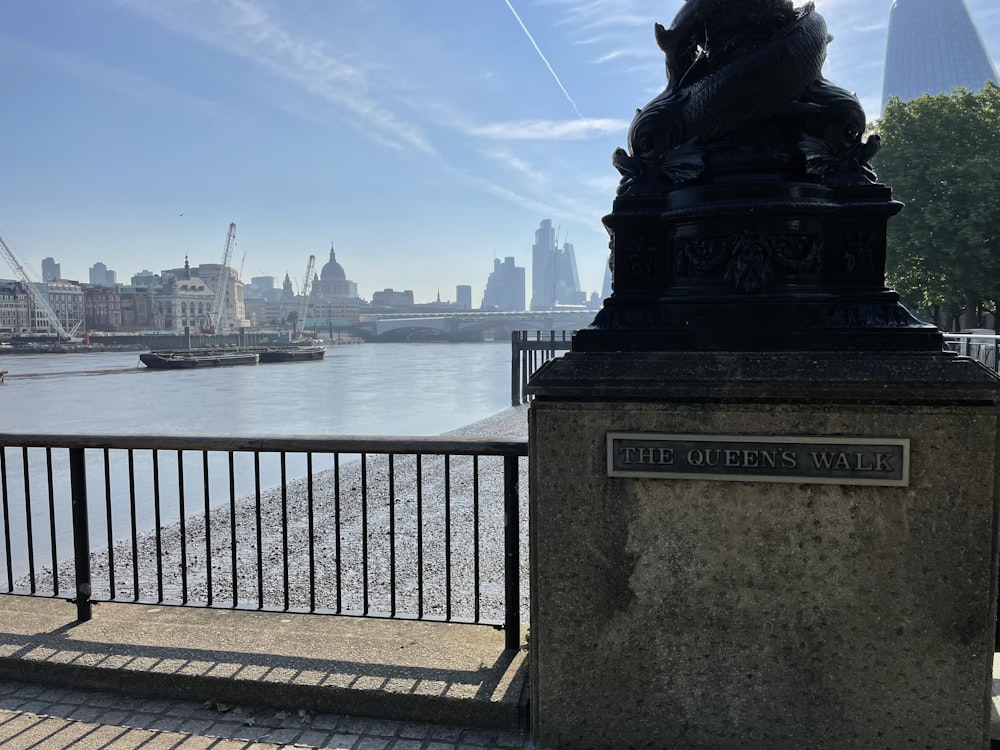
[873, 83, 1000, 329]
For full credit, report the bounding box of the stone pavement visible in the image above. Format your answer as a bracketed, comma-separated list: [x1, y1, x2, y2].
[0, 594, 531, 748]
[0, 678, 534, 749]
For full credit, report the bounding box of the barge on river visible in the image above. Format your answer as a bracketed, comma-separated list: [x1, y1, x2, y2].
[255, 345, 326, 363]
[139, 349, 260, 369]
[139, 345, 326, 369]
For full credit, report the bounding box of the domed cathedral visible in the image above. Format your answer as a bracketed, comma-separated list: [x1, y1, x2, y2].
[314, 244, 356, 299]
[308, 243, 361, 328]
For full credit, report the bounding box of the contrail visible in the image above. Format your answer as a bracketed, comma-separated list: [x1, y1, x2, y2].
[503, 0, 584, 119]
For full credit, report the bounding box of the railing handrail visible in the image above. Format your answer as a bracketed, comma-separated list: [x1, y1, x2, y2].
[0, 433, 528, 456]
[943, 332, 1000, 340]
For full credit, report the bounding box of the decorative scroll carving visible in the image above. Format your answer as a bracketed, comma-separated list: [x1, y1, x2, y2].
[675, 237, 729, 276]
[675, 233, 823, 293]
[844, 232, 876, 275]
[826, 303, 926, 328]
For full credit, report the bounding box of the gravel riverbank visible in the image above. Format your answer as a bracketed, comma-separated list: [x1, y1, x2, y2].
[25, 406, 531, 622]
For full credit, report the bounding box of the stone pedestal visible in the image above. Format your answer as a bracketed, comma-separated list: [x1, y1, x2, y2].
[528, 351, 1000, 749]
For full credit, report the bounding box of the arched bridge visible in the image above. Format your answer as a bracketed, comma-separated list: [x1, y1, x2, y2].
[337, 310, 598, 342]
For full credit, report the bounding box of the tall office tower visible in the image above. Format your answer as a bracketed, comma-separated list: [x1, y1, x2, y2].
[882, 0, 998, 106]
[89, 262, 117, 287]
[455, 285, 472, 310]
[41, 257, 60, 281]
[482, 256, 526, 311]
[553, 242, 585, 306]
[530, 219, 557, 310]
[530, 219, 586, 310]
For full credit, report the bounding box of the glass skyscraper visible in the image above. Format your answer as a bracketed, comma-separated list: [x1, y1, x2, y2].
[882, 0, 997, 106]
[530, 219, 585, 310]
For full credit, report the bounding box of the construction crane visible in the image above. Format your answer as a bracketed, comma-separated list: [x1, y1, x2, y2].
[0, 229, 81, 342]
[210, 223, 237, 334]
[296, 254, 316, 339]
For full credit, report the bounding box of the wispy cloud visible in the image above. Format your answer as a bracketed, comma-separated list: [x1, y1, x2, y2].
[483, 148, 547, 183]
[469, 117, 628, 140]
[113, 0, 435, 155]
[540, 0, 655, 33]
[503, 0, 584, 118]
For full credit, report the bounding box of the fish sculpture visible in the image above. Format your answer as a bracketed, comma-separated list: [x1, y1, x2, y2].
[614, 0, 879, 194]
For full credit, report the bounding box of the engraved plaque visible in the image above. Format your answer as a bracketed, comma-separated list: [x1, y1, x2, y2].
[607, 433, 909, 486]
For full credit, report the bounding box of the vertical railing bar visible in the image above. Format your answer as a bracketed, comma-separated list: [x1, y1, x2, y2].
[177, 449, 187, 604]
[202, 451, 213, 607]
[254, 452, 263, 610]
[128, 450, 139, 601]
[416, 453, 424, 620]
[445, 455, 452, 621]
[361, 452, 369, 615]
[522, 343, 530, 404]
[102, 448, 114, 599]
[510, 330, 520, 407]
[45, 448, 59, 596]
[334, 453, 342, 614]
[21, 447, 35, 593]
[1, 449, 13, 591]
[503, 455, 520, 651]
[69, 447, 92, 622]
[229, 452, 238, 608]
[281, 452, 290, 612]
[307, 452, 316, 613]
[152, 451, 164, 603]
[389, 453, 396, 618]
[473, 455, 481, 624]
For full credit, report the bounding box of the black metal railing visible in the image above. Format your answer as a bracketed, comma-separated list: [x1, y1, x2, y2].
[943, 332, 1000, 372]
[510, 330, 573, 406]
[0, 433, 527, 651]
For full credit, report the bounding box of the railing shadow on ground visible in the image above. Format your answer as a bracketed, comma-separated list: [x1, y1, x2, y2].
[0, 433, 527, 652]
[0, 595, 528, 729]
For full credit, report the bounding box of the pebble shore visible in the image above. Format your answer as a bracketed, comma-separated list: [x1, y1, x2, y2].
[24, 406, 531, 622]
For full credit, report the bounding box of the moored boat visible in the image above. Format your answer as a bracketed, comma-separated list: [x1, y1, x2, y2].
[254, 345, 326, 363]
[139, 350, 259, 369]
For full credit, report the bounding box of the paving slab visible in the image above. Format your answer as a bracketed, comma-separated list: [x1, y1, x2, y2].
[0, 594, 528, 733]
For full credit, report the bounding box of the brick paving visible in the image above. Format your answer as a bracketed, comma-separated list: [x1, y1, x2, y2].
[0, 680, 535, 749]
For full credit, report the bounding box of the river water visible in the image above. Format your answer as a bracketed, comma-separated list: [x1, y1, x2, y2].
[1, 341, 515, 436]
[1, 342, 519, 580]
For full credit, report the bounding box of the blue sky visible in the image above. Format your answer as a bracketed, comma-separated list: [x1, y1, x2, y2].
[1, 0, 997, 305]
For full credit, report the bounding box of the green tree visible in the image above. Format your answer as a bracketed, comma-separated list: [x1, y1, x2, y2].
[874, 83, 1000, 330]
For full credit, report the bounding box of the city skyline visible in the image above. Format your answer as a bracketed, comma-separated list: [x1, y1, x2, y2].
[25, 242, 516, 307]
[1, 0, 997, 304]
